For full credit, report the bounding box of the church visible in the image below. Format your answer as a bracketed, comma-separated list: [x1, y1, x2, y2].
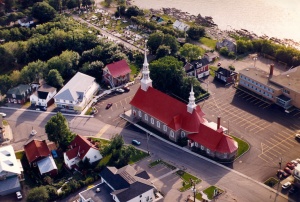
[130, 49, 238, 161]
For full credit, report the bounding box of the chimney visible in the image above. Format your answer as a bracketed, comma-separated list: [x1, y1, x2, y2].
[269, 64, 274, 77]
[217, 116, 221, 129]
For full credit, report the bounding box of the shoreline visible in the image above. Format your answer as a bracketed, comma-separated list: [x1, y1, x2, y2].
[127, 0, 300, 50]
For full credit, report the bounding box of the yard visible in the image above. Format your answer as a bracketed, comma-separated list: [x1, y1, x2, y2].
[176, 170, 201, 192]
[200, 37, 217, 49]
[231, 135, 250, 158]
[203, 185, 223, 200]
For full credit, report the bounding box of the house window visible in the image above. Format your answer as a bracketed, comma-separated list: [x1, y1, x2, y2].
[224, 153, 228, 158]
[156, 121, 160, 128]
[200, 145, 204, 150]
[195, 142, 198, 147]
[94, 155, 97, 159]
[138, 111, 142, 117]
[151, 118, 154, 124]
[144, 114, 148, 121]
[163, 125, 167, 132]
[181, 131, 185, 138]
[170, 131, 174, 137]
[140, 195, 142, 198]
[207, 148, 210, 154]
[12, 94, 16, 98]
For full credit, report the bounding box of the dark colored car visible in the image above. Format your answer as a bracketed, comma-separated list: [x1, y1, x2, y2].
[106, 103, 113, 109]
[289, 186, 298, 194]
[277, 170, 288, 179]
[284, 167, 293, 175]
[132, 139, 141, 146]
[122, 86, 130, 92]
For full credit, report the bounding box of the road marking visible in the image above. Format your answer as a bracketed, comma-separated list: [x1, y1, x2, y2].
[261, 143, 269, 154]
[95, 124, 111, 137]
[258, 154, 271, 163]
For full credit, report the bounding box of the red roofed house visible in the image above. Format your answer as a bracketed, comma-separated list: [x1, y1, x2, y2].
[64, 135, 102, 169]
[24, 139, 58, 177]
[129, 49, 238, 161]
[103, 59, 131, 88]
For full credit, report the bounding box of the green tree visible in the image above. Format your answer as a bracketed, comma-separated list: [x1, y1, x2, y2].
[149, 56, 185, 95]
[219, 47, 229, 56]
[0, 75, 13, 95]
[45, 112, 74, 149]
[162, 34, 179, 55]
[125, 6, 142, 18]
[4, 0, 15, 12]
[80, 60, 104, 81]
[10, 70, 21, 86]
[156, 45, 171, 59]
[20, 60, 47, 83]
[46, 69, 64, 89]
[31, 2, 57, 23]
[179, 43, 203, 62]
[49, 0, 62, 12]
[147, 32, 164, 54]
[187, 25, 205, 40]
[27, 186, 49, 202]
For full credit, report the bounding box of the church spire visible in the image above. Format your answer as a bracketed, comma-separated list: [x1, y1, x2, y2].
[141, 40, 152, 91]
[187, 85, 197, 113]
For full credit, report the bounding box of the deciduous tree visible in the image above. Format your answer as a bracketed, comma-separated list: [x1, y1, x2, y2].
[27, 186, 49, 202]
[31, 2, 57, 23]
[46, 69, 64, 89]
[179, 43, 203, 62]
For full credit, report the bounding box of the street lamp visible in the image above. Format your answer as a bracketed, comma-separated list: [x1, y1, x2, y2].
[190, 178, 196, 202]
[146, 133, 151, 154]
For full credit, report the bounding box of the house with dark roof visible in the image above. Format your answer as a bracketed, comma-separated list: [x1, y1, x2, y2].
[0, 145, 24, 196]
[238, 65, 300, 110]
[24, 139, 57, 177]
[150, 15, 164, 24]
[30, 84, 57, 107]
[103, 60, 131, 88]
[215, 67, 238, 85]
[54, 72, 99, 112]
[129, 48, 238, 160]
[63, 135, 102, 169]
[183, 58, 210, 79]
[6, 84, 32, 104]
[79, 165, 154, 202]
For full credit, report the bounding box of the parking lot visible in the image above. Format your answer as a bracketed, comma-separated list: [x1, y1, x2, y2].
[201, 79, 300, 181]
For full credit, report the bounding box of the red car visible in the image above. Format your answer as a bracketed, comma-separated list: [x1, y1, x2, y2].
[106, 103, 113, 109]
[277, 170, 288, 179]
[284, 167, 293, 175]
[286, 162, 295, 170]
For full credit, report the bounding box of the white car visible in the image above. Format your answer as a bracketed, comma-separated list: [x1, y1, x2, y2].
[16, 191, 22, 199]
[0, 112, 6, 117]
[282, 182, 291, 189]
[115, 88, 125, 93]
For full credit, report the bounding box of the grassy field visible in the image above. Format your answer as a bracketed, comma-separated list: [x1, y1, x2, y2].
[129, 149, 149, 164]
[177, 170, 201, 192]
[203, 186, 223, 199]
[200, 37, 217, 49]
[231, 135, 250, 158]
[264, 177, 279, 187]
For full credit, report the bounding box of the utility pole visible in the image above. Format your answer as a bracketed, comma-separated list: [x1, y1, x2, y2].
[146, 133, 150, 154]
[190, 178, 196, 202]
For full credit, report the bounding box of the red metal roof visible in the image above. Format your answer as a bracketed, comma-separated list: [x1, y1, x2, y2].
[24, 140, 50, 164]
[130, 86, 238, 154]
[106, 60, 131, 78]
[68, 135, 97, 160]
[130, 87, 205, 132]
[188, 125, 238, 153]
[65, 147, 79, 160]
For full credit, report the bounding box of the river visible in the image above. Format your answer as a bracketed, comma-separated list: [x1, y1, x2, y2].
[131, 0, 300, 43]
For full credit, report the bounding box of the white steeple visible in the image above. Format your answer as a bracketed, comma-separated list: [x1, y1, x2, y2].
[140, 41, 152, 91]
[187, 85, 197, 113]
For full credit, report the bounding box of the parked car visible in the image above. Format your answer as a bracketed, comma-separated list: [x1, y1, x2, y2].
[36, 106, 47, 111]
[122, 86, 130, 92]
[289, 186, 298, 194]
[277, 170, 288, 179]
[295, 134, 300, 140]
[282, 182, 292, 189]
[132, 139, 141, 146]
[286, 162, 295, 170]
[291, 160, 299, 166]
[115, 88, 125, 94]
[284, 167, 293, 175]
[96, 188, 101, 193]
[0, 112, 6, 117]
[16, 191, 22, 200]
[106, 103, 113, 109]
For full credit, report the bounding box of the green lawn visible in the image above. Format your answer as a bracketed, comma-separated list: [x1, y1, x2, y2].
[149, 159, 162, 168]
[203, 186, 223, 200]
[129, 149, 149, 164]
[231, 135, 250, 158]
[15, 151, 24, 159]
[264, 177, 279, 187]
[130, 63, 140, 79]
[200, 37, 217, 49]
[177, 170, 201, 192]
[85, 107, 93, 115]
